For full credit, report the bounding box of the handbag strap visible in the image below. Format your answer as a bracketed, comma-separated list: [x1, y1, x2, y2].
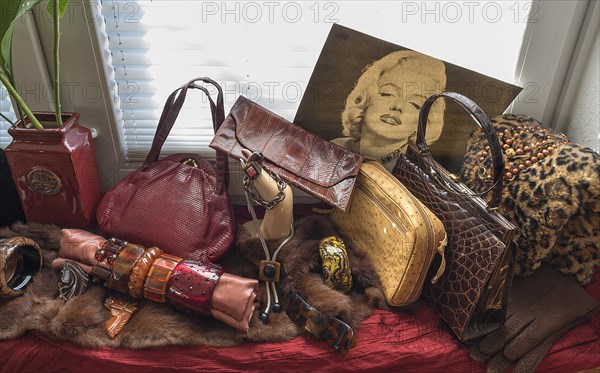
[143, 77, 229, 193]
[415, 92, 504, 208]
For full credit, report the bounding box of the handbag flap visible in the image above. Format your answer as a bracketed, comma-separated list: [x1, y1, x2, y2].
[226, 96, 362, 188]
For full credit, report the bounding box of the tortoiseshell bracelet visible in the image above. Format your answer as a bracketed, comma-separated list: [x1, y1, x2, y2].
[107, 243, 146, 294]
[127, 247, 163, 299]
[286, 293, 354, 356]
[143, 254, 183, 303]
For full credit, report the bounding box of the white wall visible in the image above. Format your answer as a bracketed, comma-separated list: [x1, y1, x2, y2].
[552, 0, 599, 152]
[560, 30, 600, 152]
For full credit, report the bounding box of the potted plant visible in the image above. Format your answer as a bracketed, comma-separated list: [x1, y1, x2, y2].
[0, 0, 103, 228]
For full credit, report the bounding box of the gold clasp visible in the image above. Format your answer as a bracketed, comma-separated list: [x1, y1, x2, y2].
[181, 158, 199, 168]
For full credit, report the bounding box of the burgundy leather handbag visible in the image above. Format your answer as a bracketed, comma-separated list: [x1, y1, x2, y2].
[96, 78, 234, 262]
[209, 96, 363, 212]
[392, 92, 516, 343]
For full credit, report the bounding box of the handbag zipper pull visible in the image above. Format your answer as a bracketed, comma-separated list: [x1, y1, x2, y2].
[431, 234, 447, 284]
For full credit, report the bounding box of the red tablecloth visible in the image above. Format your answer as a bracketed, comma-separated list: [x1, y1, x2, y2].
[2, 205, 599, 372]
[1, 269, 598, 373]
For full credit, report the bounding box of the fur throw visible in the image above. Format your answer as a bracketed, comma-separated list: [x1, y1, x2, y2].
[459, 114, 600, 284]
[0, 216, 385, 349]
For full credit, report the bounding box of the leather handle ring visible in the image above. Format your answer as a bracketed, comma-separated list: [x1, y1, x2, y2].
[415, 92, 504, 207]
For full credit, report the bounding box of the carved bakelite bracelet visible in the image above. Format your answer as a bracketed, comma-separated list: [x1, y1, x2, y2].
[128, 247, 163, 299]
[166, 260, 224, 317]
[107, 243, 146, 294]
[143, 253, 183, 303]
[0, 237, 43, 298]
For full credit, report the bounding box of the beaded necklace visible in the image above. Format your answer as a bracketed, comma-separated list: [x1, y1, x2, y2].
[478, 125, 570, 182]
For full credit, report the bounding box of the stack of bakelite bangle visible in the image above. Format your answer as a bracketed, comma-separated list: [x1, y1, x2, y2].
[91, 237, 224, 318]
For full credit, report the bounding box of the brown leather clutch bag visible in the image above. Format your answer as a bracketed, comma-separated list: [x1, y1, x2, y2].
[209, 96, 363, 212]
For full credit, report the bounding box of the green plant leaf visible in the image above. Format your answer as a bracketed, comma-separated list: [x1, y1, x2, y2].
[1, 0, 43, 75]
[47, 0, 69, 19]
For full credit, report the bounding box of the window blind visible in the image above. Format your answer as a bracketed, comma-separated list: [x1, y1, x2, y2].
[98, 0, 533, 162]
[0, 83, 17, 149]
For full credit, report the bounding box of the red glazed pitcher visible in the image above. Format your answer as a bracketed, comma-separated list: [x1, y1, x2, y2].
[5, 112, 103, 228]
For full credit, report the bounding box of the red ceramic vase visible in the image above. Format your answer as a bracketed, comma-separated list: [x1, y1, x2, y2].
[5, 112, 103, 228]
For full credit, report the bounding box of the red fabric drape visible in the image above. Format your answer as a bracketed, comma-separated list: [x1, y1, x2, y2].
[2, 205, 599, 372]
[1, 270, 599, 373]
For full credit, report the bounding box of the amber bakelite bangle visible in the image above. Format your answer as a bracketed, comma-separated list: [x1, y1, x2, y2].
[166, 260, 224, 317]
[107, 243, 146, 294]
[0, 237, 43, 298]
[143, 253, 183, 303]
[128, 247, 163, 299]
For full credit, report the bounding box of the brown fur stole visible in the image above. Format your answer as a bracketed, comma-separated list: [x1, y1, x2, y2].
[0, 216, 385, 349]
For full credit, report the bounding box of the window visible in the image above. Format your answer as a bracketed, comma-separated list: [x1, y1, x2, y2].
[1, 0, 592, 189]
[0, 82, 17, 148]
[100, 0, 533, 162]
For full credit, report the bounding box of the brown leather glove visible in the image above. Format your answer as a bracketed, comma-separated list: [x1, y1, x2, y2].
[470, 265, 598, 373]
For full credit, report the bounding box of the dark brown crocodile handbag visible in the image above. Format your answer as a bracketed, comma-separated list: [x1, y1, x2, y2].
[392, 92, 516, 343]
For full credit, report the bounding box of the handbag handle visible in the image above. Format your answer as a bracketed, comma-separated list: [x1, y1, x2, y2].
[143, 77, 229, 193]
[415, 92, 504, 208]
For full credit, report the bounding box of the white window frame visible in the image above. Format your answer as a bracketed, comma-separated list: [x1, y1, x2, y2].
[8, 0, 595, 197]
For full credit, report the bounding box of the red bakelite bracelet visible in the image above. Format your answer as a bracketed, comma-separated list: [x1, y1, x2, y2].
[166, 260, 224, 317]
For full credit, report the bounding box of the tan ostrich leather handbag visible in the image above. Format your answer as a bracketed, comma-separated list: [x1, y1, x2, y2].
[331, 160, 447, 307]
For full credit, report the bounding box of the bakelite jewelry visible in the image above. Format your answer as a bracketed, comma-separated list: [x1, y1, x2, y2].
[97, 237, 128, 264]
[0, 237, 42, 298]
[91, 265, 111, 284]
[166, 260, 224, 317]
[143, 253, 183, 303]
[286, 293, 354, 356]
[107, 243, 146, 294]
[88, 237, 259, 332]
[318, 236, 353, 293]
[104, 296, 138, 339]
[128, 247, 163, 299]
